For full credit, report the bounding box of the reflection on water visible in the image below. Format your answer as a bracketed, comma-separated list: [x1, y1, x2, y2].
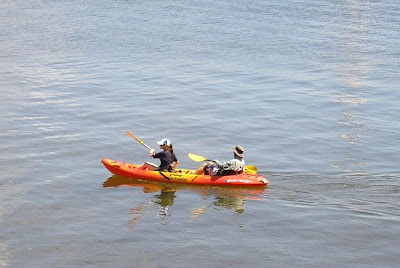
[333, 0, 372, 173]
[154, 190, 176, 224]
[128, 203, 149, 231]
[103, 176, 267, 228]
[0, 242, 8, 267]
[213, 197, 245, 214]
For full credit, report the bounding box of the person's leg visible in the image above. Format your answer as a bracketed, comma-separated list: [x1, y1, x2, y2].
[137, 162, 158, 170]
[194, 163, 207, 174]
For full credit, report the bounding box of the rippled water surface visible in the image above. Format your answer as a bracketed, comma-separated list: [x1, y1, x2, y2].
[1, 0, 399, 267]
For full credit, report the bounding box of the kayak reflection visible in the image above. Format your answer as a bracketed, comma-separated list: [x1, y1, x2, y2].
[103, 176, 267, 218]
[154, 190, 176, 224]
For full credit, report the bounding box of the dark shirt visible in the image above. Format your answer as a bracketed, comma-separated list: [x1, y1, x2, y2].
[153, 150, 178, 171]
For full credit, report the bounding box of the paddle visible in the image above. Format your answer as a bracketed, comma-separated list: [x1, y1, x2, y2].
[126, 130, 170, 180]
[126, 130, 152, 151]
[245, 165, 258, 174]
[187, 153, 212, 162]
[187, 153, 258, 174]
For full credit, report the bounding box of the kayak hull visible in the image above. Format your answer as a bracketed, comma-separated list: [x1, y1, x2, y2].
[101, 158, 268, 186]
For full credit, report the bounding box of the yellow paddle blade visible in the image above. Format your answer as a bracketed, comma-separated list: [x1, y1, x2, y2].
[126, 130, 144, 144]
[188, 153, 208, 162]
[246, 165, 257, 171]
[126, 130, 152, 150]
[245, 165, 258, 175]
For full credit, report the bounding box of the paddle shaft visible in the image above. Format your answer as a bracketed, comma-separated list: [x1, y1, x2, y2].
[126, 131, 152, 151]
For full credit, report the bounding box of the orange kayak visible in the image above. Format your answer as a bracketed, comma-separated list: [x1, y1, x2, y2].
[101, 158, 268, 186]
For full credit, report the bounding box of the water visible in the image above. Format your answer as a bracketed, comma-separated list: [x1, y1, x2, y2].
[1, 0, 399, 267]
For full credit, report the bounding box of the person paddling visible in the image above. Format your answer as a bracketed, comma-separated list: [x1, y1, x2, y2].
[139, 138, 179, 172]
[195, 145, 245, 175]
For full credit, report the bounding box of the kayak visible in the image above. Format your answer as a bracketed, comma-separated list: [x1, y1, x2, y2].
[101, 158, 269, 186]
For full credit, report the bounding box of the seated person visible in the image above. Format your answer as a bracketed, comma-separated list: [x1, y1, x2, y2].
[195, 145, 245, 176]
[138, 138, 179, 172]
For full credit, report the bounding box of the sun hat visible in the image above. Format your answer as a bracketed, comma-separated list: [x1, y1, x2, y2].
[157, 138, 171, 146]
[233, 145, 244, 158]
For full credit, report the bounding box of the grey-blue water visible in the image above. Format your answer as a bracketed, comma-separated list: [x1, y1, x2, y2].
[1, 0, 399, 267]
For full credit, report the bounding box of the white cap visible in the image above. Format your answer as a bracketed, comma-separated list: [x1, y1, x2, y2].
[157, 138, 171, 146]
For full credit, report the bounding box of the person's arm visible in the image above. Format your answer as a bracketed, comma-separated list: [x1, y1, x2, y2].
[221, 160, 236, 170]
[171, 153, 179, 171]
[172, 161, 179, 172]
[214, 160, 222, 168]
[153, 151, 164, 159]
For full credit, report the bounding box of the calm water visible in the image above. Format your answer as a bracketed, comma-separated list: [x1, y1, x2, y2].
[1, 0, 399, 267]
